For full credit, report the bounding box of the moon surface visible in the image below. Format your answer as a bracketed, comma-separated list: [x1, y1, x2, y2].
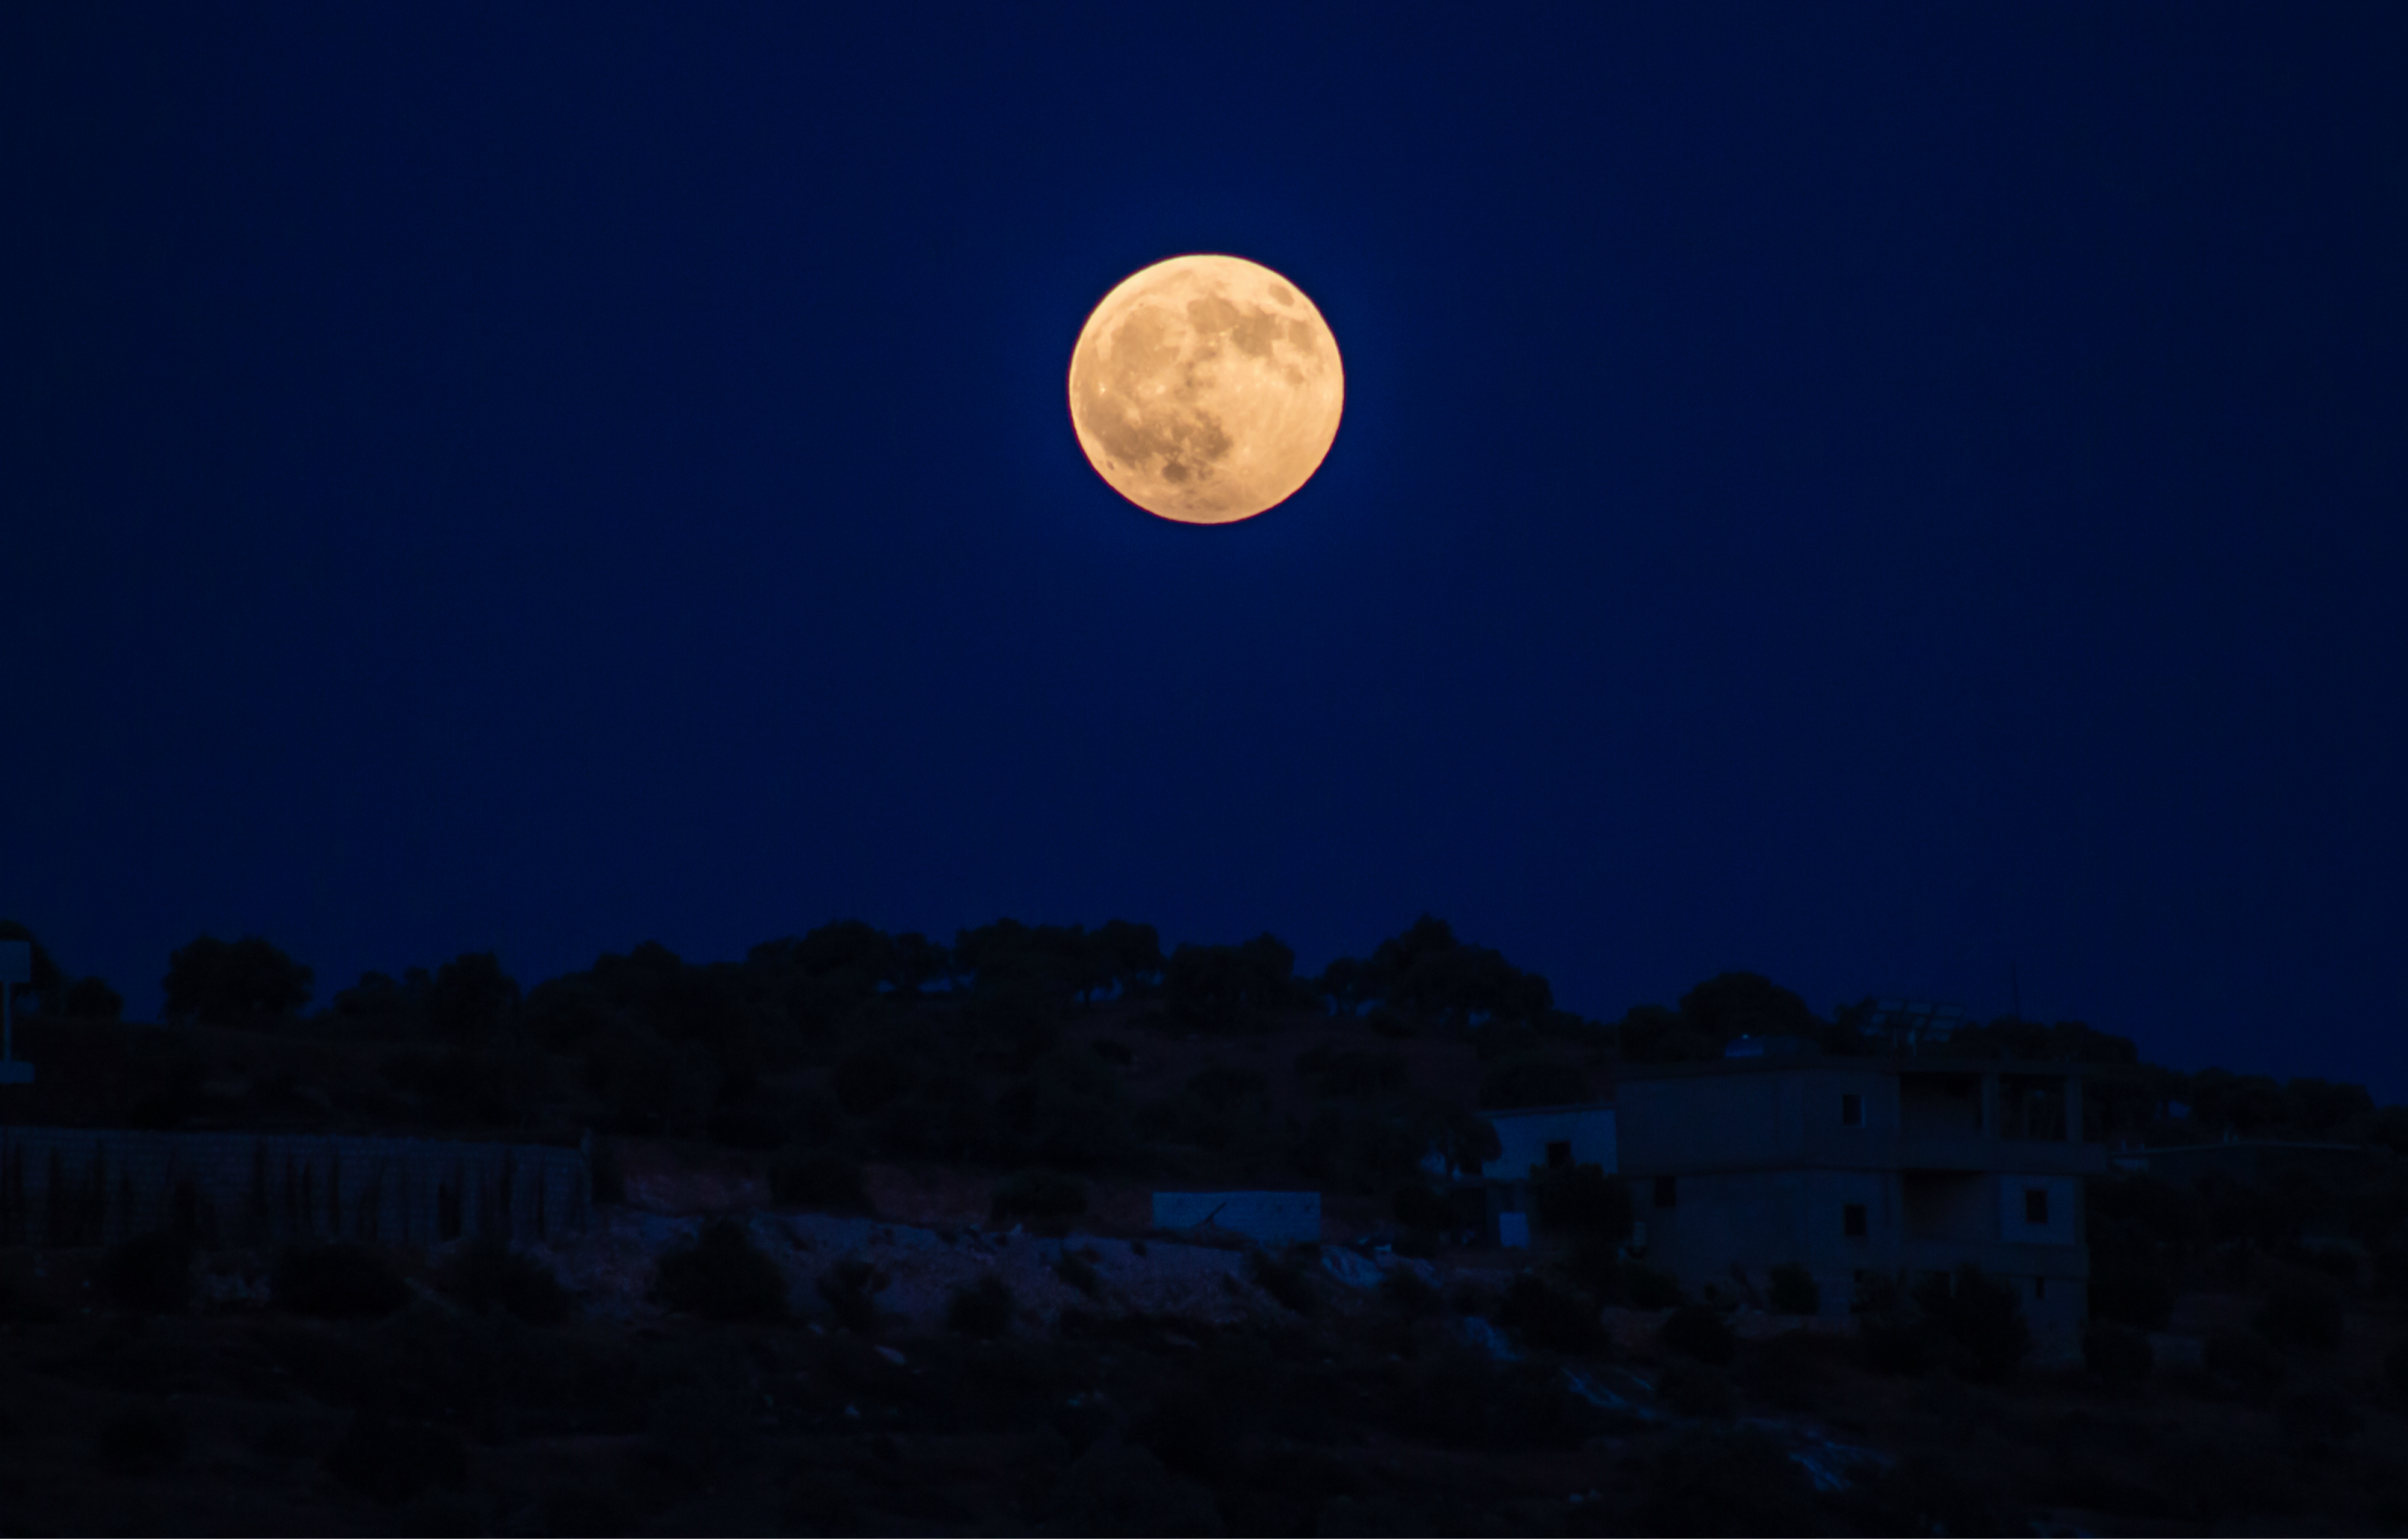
[1069, 254, 1343, 524]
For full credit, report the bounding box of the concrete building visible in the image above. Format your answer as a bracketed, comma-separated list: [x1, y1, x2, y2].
[1482, 1102, 1618, 1181]
[1617, 1055, 2104, 1354]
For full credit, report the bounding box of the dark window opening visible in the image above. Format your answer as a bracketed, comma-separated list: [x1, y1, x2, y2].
[1843, 1203, 1867, 1238]
[1545, 1140, 1572, 1170]
[1654, 1175, 1677, 1208]
[2035, 1276, 2047, 1301]
[2025, 1188, 2049, 1225]
[1840, 1093, 1864, 1128]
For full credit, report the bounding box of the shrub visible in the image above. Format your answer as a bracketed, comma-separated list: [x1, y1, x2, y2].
[323, 1411, 467, 1506]
[1380, 1267, 1443, 1317]
[990, 1167, 1088, 1222]
[2205, 1326, 2284, 1396]
[1498, 1273, 1607, 1355]
[1448, 1279, 1504, 1322]
[946, 1274, 1014, 1338]
[1531, 1163, 1630, 1240]
[1914, 1265, 2029, 1384]
[2090, 1247, 2176, 1330]
[1767, 1262, 1820, 1316]
[768, 1146, 872, 1212]
[588, 1134, 626, 1205]
[1054, 1249, 1102, 1299]
[1251, 1248, 1320, 1316]
[1640, 1425, 1821, 1535]
[654, 1219, 787, 1322]
[1852, 1271, 1929, 1376]
[447, 1234, 571, 1325]
[1392, 1182, 1452, 1232]
[1660, 1302, 1736, 1365]
[95, 1406, 187, 1475]
[2277, 1387, 2362, 1450]
[272, 1243, 409, 1319]
[95, 1232, 194, 1315]
[1657, 1361, 1736, 1418]
[2084, 1321, 2155, 1386]
[816, 1258, 886, 1333]
[2253, 1282, 2341, 1352]
[1621, 1262, 1684, 1310]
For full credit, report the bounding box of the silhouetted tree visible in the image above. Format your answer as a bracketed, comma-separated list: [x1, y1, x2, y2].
[426, 952, 520, 1046]
[63, 975, 123, 1020]
[1678, 971, 1823, 1048]
[1354, 915, 1554, 1029]
[161, 934, 313, 1029]
[329, 967, 433, 1038]
[891, 931, 949, 995]
[1164, 933, 1308, 1030]
[1091, 919, 1165, 998]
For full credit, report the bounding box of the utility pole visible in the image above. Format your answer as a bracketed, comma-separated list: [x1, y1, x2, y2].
[0, 939, 32, 1083]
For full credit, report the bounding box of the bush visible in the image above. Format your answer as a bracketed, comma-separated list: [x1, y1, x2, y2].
[1251, 1248, 1320, 1316]
[323, 1411, 467, 1506]
[1392, 1182, 1452, 1232]
[1380, 1267, 1443, 1317]
[447, 1234, 571, 1325]
[768, 1145, 872, 1212]
[654, 1219, 787, 1322]
[2084, 1320, 2155, 1386]
[1660, 1302, 1736, 1365]
[946, 1274, 1015, 1338]
[816, 1258, 886, 1333]
[1657, 1361, 1736, 1418]
[1498, 1273, 1607, 1354]
[95, 1406, 187, 1475]
[587, 1134, 626, 1205]
[2205, 1326, 2284, 1396]
[1530, 1163, 1630, 1240]
[272, 1243, 409, 1319]
[1621, 1262, 1684, 1310]
[1054, 1249, 1102, 1299]
[63, 975, 123, 1020]
[1767, 1262, 1820, 1316]
[2253, 1282, 2341, 1352]
[990, 1167, 1088, 1223]
[2090, 1247, 2176, 1330]
[1641, 1425, 1822, 1535]
[95, 1232, 194, 1315]
[1914, 1265, 2030, 1384]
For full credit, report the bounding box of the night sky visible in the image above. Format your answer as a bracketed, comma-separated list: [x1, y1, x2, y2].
[8, 7, 2404, 1095]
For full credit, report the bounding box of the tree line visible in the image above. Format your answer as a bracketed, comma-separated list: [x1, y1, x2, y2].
[6, 911, 2404, 1159]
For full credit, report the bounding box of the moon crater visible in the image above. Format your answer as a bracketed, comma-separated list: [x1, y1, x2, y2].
[1070, 255, 1343, 524]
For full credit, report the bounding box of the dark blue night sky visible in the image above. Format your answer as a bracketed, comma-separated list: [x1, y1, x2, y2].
[7, 7, 2404, 1092]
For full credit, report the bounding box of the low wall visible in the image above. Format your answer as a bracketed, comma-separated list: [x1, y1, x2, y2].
[1151, 1190, 1320, 1246]
[0, 1126, 591, 1249]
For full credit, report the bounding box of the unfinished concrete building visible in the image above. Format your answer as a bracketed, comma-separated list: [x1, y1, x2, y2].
[1617, 1053, 2104, 1354]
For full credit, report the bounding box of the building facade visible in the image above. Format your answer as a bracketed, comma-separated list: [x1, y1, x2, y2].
[1482, 1102, 1618, 1181]
[1616, 1056, 2103, 1354]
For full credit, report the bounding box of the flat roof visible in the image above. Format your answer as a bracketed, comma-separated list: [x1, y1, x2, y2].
[1483, 1101, 1615, 1118]
[1616, 1055, 2110, 1081]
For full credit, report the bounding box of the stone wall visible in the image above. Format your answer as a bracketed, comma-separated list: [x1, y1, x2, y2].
[0, 1126, 591, 1249]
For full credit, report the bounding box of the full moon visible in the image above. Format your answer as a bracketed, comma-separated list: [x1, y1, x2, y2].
[1069, 254, 1344, 524]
